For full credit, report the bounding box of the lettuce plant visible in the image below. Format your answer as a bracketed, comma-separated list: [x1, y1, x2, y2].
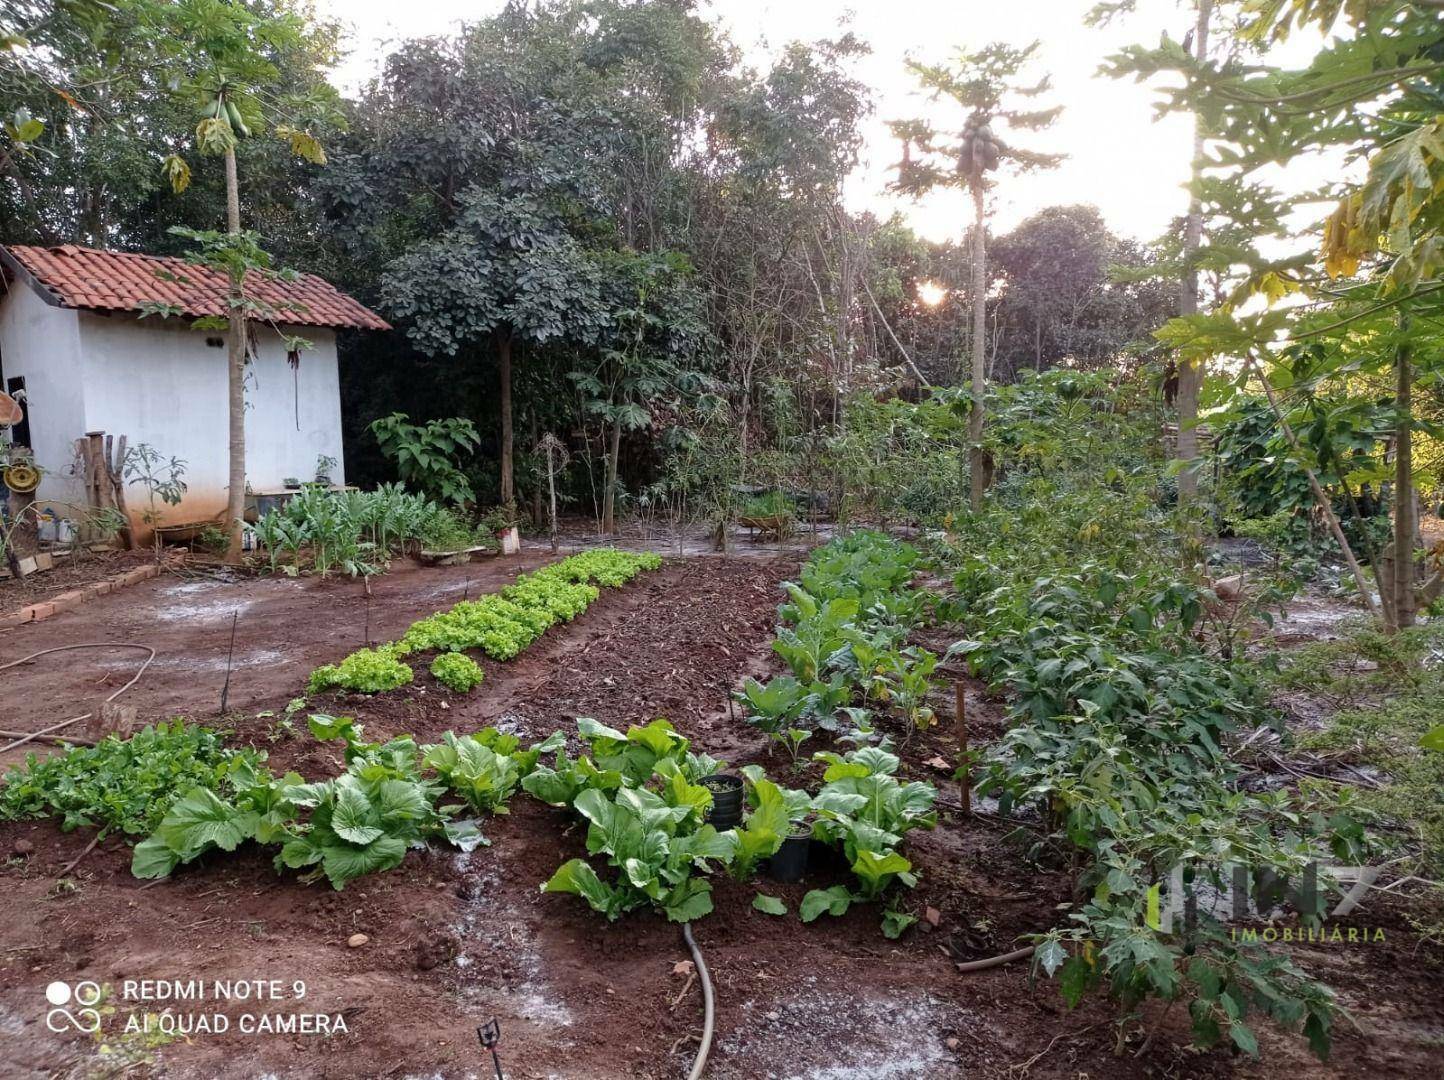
[430, 653, 484, 693]
[307, 647, 413, 694]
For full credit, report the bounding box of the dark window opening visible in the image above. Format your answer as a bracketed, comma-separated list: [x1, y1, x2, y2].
[4, 375, 28, 450]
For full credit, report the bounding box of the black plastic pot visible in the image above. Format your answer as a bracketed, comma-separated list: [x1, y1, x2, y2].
[769, 826, 813, 884]
[808, 837, 847, 873]
[701, 773, 744, 829]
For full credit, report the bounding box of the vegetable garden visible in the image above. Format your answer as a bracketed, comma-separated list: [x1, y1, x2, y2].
[4, 0, 1444, 1077]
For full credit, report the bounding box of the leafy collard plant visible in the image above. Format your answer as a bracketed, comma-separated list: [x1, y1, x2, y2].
[741, 530, 940, 753]
[132, 716, 496, 889]
[423, 729, 563, 814]
[543, 776, 736, 923]
[800, 747, 937, 938]
[536, 718, 731, 921]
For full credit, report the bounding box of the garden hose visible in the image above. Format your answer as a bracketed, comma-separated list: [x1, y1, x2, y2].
[681, 921, 715, 1080]
[0, 643, 156, 755]
[953, 944, 1035, 972]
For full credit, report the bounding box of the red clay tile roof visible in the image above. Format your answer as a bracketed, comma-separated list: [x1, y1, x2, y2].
[1, 243, 389, 331]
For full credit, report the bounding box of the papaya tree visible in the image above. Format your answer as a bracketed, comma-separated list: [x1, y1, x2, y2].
[890, 42, 1062, 511]
[152, 0, 335, 559]
[1135, 0, 1444, 627]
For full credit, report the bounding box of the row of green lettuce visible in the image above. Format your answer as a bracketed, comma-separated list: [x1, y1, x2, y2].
[937, 478, 1381, 1062]
[0, 714, 935, 935]
[306, 549, 662, 694]
[736, 530, 940, 759]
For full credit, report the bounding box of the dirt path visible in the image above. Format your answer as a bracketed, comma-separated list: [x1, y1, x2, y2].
[0, 553, 1440, 1078]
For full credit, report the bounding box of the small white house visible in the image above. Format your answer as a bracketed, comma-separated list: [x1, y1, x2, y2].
[0, 243, 388, 536]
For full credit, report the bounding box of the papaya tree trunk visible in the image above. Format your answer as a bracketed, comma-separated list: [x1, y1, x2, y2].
[1390, 322, 1416, 630]
[497, 327, 514, 507]
[223, 145, 247, 563]
[602, 415, 622, 535]
[968, 181, 987, 513]
[1175, 0, 1212, 505]
[1246, 352, 1378, 618]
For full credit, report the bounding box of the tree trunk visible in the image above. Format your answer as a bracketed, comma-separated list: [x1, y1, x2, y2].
[222, 145, 247, 563]
[969, 181, 987, 513]
[1175, 0, 1213, 504]
[1390, 321, 1416, 630]
[1246, 353, 1377, 617]
[497, 328, 514, 507]
[602, 415, 622, 536]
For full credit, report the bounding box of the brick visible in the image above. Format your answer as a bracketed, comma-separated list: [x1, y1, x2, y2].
[24, 602, 55, 621]
[50, 590, 84, 612]
[90, 580, 113, 597]
[0, 610, 34, 629]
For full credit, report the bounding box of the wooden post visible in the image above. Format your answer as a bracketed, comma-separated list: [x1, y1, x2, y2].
[954, 680, 971, 817]
[86, 431, 107, 511]
[109, 434, 135, 550]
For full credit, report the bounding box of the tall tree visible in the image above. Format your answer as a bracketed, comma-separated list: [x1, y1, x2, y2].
[1134, 0, 1444, 626]
[890, 42, 1062, 511]
[154, 0, 335, 560]
[1175, 0, 1214, 503]
[382, 189, 609, 507]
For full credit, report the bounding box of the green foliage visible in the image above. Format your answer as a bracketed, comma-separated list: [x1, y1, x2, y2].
[307, 648, 413, 694]
[311, 550, 659, 693]
[799, 747, 936, 934]
[1290, 623, 1444, 882]
[418, 506, 491, 554]
[534, 718, 730, 922]
[740, 531, 936, 752]
[741, 490, 795, 520]
[752, 893, 787, 915]
[132, 716, 510, 889]
[429, 653, 484, 694]
[929, 388, 1374, 1059]
[423, 729, 560, 814]
[248, 484, 440, 577]
[0, 722, 259, 837]
[369, 413, 480, 506]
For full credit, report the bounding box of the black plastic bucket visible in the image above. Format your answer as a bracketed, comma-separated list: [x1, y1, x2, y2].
[701, 773, 744, 829]
[768, 826, 813, 883]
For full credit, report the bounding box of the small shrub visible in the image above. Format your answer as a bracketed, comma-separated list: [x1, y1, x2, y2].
[431, 653, 484, 693]
[308, 648, 413, 694]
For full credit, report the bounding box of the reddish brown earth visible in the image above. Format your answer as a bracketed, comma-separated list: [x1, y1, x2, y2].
[0, 548, 156, 614]
[0, 546, 1440, 1078]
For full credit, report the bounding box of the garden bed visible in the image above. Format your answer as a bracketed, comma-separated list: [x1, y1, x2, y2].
[0, 548, 156, 617]
[0, 549, 1440, 1078]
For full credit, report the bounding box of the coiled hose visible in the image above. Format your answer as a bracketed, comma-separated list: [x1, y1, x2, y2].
[0, 643, 156, 754]
[681, 922, 715, 1080]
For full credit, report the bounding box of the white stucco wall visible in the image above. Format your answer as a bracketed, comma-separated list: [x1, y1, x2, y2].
[0, 281, 89, 514]
[75, 313, 345, 529]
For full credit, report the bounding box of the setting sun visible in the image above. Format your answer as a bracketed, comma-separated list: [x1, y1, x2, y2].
[917, 280, 947, 307]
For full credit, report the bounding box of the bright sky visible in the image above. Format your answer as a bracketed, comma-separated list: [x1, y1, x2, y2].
[320, 0, 1330, 245]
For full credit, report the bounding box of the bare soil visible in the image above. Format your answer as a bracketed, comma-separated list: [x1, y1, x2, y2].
[0, 548, 156, 614]
[1, 544, 1440, 1078]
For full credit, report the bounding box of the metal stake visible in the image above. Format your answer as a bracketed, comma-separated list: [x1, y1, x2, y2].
[477, 1018, 504, 1080]
[219, 610, 238, 716]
